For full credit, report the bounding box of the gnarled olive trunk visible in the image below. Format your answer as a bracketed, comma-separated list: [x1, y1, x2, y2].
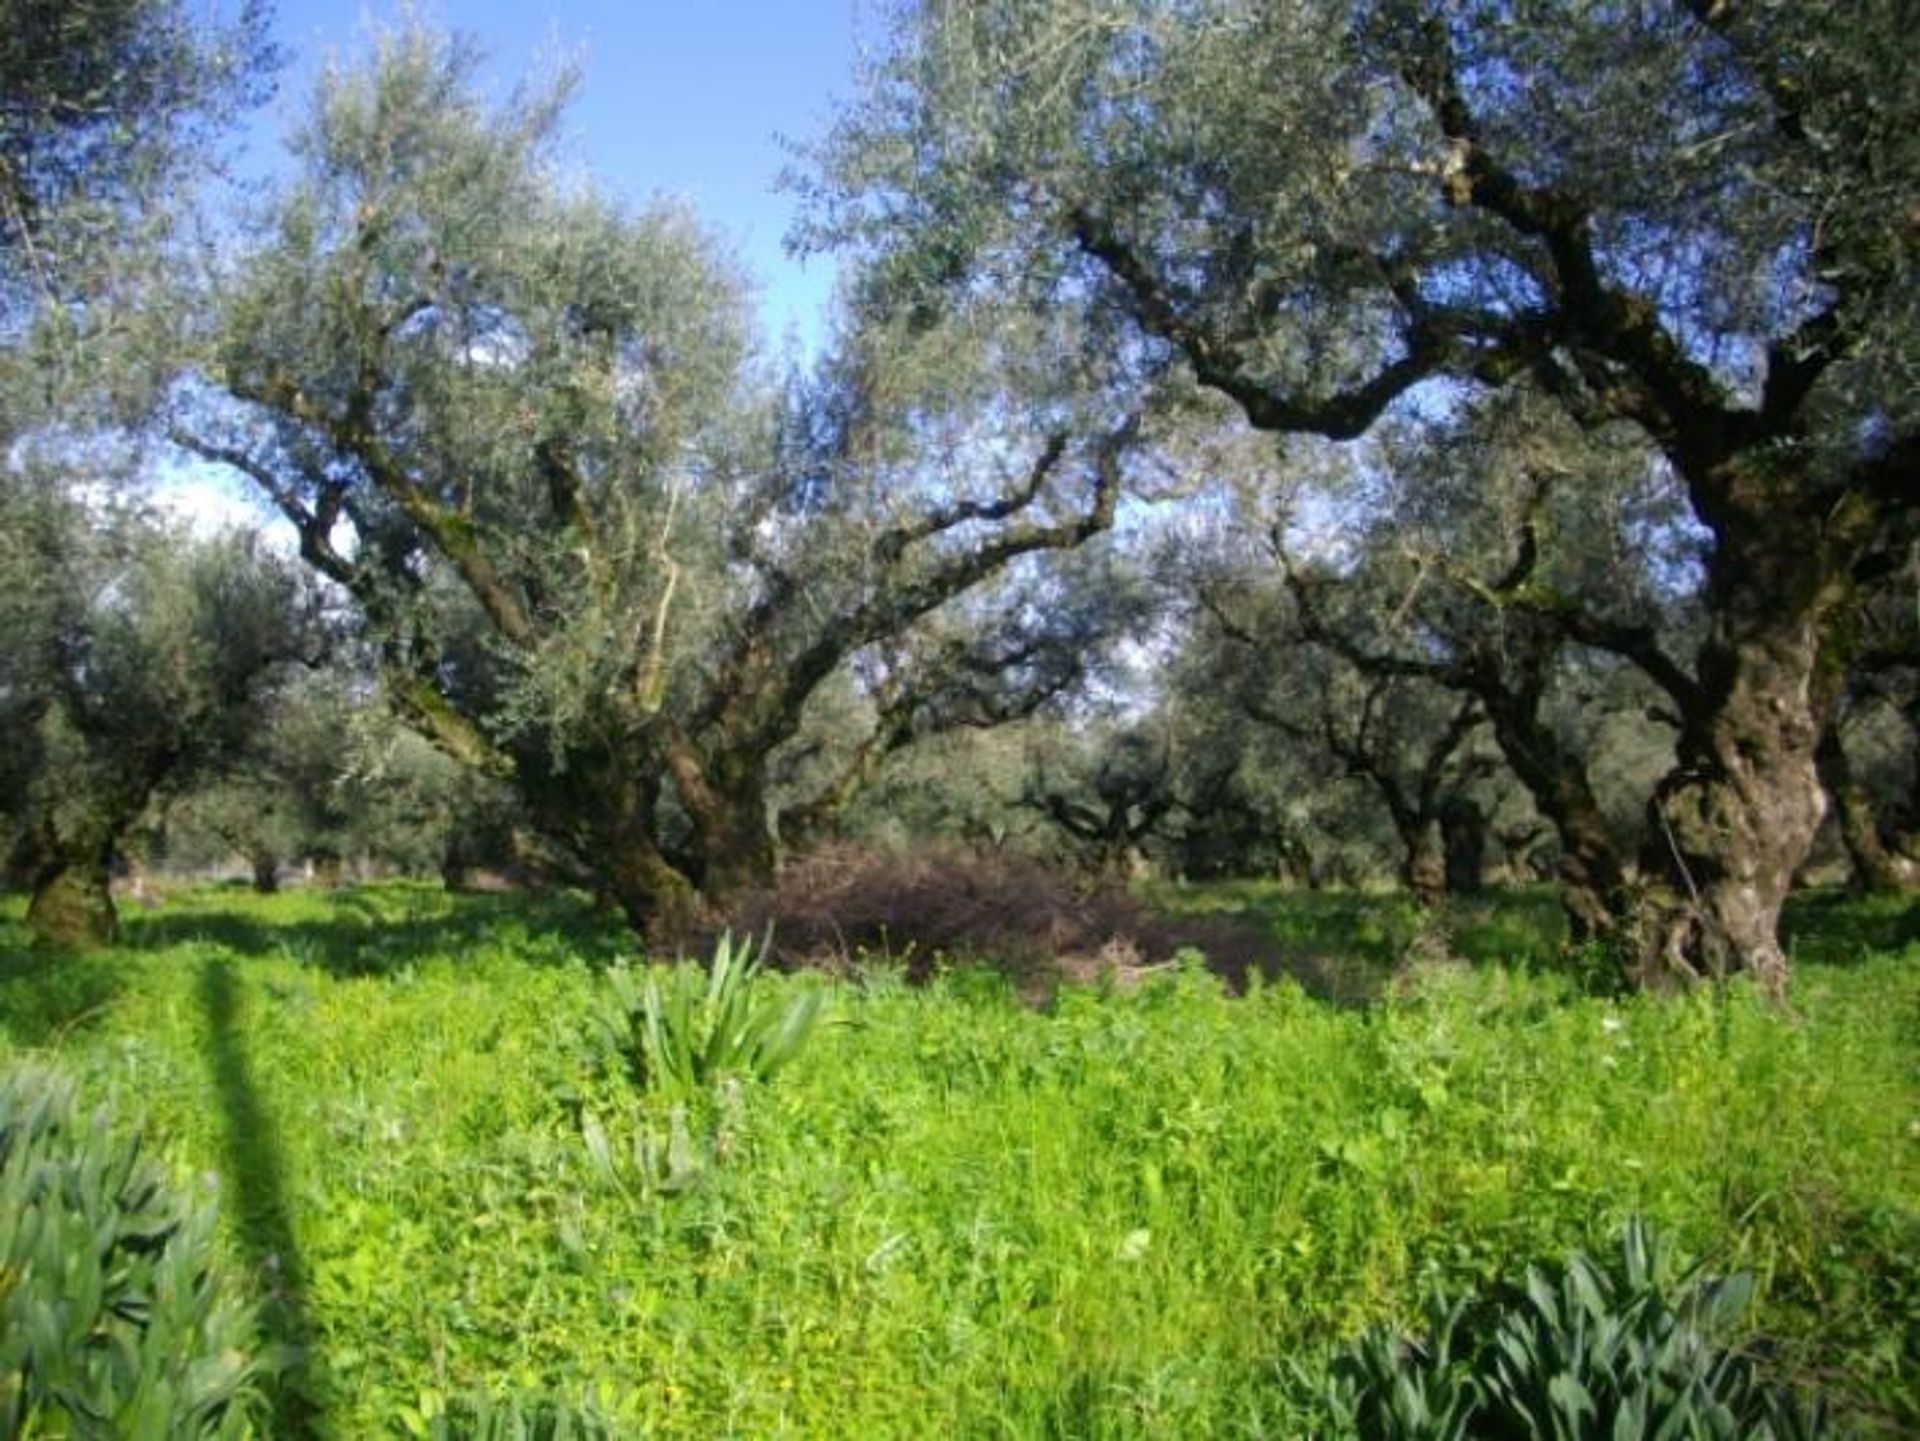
[1636, 500, 1841, 994]
[1522, 779, 1634, 951]
[1473, 661, 1635, 949]
[12, 818, 119, 948]
[691, 779, 778, 903]
[599, 839, 706, 951]
[26, 855, 118, 948]
[536, 744, 778, 951]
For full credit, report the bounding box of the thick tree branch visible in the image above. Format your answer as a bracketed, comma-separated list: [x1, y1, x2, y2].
[228, 342, 542, 653]
[1393, 13, 1749, 466]
[170, 428, 359, 588]
[762, 422, 1131, 752]
[354, 439, 540, 652]
[1070, 207, 1456, 441]
[1406, 471, 1706, 712]
[383, 667, 515, 779]
[872, 431, 1068, 563]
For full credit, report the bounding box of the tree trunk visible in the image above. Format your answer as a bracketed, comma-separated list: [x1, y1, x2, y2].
[1552, 805, 1633, 947]
[27, 857, 118, 948]
[600, 840, 707, 951]
[1637, 505, 1840, 995]
[660, 742, 779, 909]
[1477, 686, 1633, 947]
[1440, 796, 1486, 897]
[696, 788, 778, 902]
[1402, 817, 1448, 910]
[1493, 822, 1550, 885]
[250, 852, 281, 895]
[1817, 723, 1918, 892]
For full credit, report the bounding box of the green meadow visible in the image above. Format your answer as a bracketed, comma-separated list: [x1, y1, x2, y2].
[3, 883, 1917, 1436]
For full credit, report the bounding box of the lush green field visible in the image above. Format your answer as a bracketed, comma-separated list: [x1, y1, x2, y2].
[2, 883, 1917, 1436]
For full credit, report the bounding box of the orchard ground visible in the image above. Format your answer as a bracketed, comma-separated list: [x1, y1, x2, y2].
[1, 881, 1915, 1436]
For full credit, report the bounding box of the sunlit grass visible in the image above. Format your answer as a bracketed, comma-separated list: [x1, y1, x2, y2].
[1, 882, 1915, 1435]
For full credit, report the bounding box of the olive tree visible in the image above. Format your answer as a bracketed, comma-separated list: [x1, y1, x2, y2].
[0, 477, 312, 944]
[1243, 394, 1697, 945]
[0, 0, 271, 262]
[175, 28, 1141, 939]
[1220, 625, 1496, 908]
[807, 0, 1920, 988]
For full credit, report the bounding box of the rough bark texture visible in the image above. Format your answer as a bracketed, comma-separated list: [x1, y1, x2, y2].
[678, 760, 778, 904]
[600, 840, 707, 951]
[1493, 771, 1630, 951]
[26, 860, 117, 948]
[1478, 688, 1631, 945]
[1637, 506, 1838, 994]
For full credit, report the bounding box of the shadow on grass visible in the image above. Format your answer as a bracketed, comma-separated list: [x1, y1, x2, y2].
[1154, 883, 1574, 1002]
[0, 921, 130, 1044]
[1166, 883, 1919, 1002]
[199, 957, 323, 1437]
[125, 885, 630, 977]
[1782, 888, 1920, 967]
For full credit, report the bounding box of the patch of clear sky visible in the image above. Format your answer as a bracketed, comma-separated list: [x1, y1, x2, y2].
[240, 0, 870, 359]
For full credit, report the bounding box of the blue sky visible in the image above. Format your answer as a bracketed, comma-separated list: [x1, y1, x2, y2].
[242, 1, 872, 355]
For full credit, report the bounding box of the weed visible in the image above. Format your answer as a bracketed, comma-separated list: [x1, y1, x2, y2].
[1309, 1218, 1835, 1438]
[588, 930, 825, 1101]
[0, 881, 1911, 1436]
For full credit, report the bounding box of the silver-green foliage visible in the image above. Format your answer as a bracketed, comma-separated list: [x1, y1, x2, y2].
[179, 21, 1142, 939]
[0, 1065, 266, 1437]
[1317, 1218, 1835, 1440]
[592, 931, 825, 1102]
[0, 472, 311, 943]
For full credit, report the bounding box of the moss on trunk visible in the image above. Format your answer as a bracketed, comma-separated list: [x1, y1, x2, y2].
[26, 862, 118, 949]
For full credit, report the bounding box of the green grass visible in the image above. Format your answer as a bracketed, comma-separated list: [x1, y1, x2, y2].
[1, 882, 1916, 1436]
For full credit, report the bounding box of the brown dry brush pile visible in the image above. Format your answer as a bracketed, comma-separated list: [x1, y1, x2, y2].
[704, 844, 1343, 1001]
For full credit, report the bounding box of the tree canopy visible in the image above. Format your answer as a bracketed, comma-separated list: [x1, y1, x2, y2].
[176, 27, 1146, 938]
[1, 0, 274, 355]
[3, 4, 1913, 985]
[805, 0, 1920, 986]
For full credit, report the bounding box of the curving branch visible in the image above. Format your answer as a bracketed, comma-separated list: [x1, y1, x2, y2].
[760, 420, 1133, 752]
[1070, 206, 1475, 441]
[170, 428, 360, 590]
[1391, 14, 1743, 461]
[871, 432, 1068, 562]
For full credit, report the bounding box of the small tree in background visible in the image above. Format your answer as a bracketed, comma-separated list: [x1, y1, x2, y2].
[164, 671, 361, 892]
[0, 476, 312, 945]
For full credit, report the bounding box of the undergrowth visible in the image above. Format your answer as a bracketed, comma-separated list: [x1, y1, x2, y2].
[0, 882, 1913, 1436]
